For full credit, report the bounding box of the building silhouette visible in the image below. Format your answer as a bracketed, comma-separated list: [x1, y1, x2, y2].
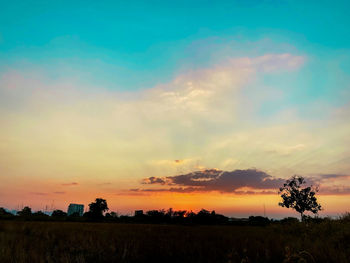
[67, 203, 84, 216]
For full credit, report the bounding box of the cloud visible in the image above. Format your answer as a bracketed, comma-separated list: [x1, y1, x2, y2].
[30, 191, 67, 195]
[2, 51, 349, 200]
[135, 170, 350, 195]
[148, 159, 195, 168]
[265, 144, 306, 156]
[142, 176, 168, 185]
[305, 174, 350, 195]
[317, 174, 349, 180]
[30, 192, 48, 196]
[0, 53, 305, 120]
[130, 186, 204, 193]
[305, 174, 350, 186]
[138, 168, 284, 193]
[61, 182, 79, 186]
[319, 186, 350, 195]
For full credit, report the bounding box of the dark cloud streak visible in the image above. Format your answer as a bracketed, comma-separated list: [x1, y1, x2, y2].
[138, 169, 284, 193]
[132, 170, 350, 195]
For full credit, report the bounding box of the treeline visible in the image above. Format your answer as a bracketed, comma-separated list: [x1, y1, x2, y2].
[1, 198, 349, 225]
[0, 206, 235, 225]
[2, 206, 346, 226]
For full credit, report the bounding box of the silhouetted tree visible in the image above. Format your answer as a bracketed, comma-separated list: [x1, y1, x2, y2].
[51, 210, 67, 217]
[104, 212, 118, 221]
[110, 212, 118, 218]
[32, 211, 49, 219]
[194, 209, 213, 224]
[173, 210, 187, 223]
[280, 217, 299, 224]
[173, 210, 186, 218]
[248, 216, 270, 226]
[105, 212, 111, 218]
[17, 206, 32, 217]
[68, 212, 81, 217]
[185, 210, 196, 221]
[340, 212, 350, 222]
[165, 208, 173, 218]
[87, 198, 109, 219]
[146, 209, 166, 223]
[197, 209, 211, 216]
[279, 175, 322, 220]
[0, 208, 10, 215]
[0, 207, 13, 219]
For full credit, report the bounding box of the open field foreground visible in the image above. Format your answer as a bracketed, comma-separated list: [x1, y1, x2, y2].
[0, 220, 349, 263]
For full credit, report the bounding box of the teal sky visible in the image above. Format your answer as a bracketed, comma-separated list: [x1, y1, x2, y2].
[1, 1, 350, 215]
[1, 0, 350, 94]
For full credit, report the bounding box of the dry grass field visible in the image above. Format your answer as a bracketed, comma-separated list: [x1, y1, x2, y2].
[0, 219, 349, 263]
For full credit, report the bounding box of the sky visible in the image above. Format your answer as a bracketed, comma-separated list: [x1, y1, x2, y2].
[0, 0, 349, 218]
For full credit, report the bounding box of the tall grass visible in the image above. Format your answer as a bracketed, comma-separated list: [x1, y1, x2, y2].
[0, 220, 349, 262]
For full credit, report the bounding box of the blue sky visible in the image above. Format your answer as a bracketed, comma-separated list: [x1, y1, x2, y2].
[1, 0, 349, 92]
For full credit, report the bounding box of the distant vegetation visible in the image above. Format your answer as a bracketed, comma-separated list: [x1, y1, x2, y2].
[0, 214, 349, 263]
[0, 202, 263, 225]
[0, 197, 307, 226]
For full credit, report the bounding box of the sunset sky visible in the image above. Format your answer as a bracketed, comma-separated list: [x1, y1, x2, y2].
[0, 1, 349, 218]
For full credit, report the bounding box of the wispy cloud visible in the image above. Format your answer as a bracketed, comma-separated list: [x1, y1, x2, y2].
[61, 182, 79, 186]
[1, 51, 349, 207]
[30, 192, 49, 196]
[316, 174, 350, 180]
[307, 174, 350, 195]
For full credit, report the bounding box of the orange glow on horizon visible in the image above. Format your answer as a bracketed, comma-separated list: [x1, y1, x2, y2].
[2, 184, 347, 219]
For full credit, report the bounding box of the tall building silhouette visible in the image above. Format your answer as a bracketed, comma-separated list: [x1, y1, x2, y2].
[67, 204, 84, 216]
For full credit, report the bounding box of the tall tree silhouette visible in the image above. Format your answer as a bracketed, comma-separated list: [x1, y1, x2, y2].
[279, 176, 321, 220]
[87, 198, 109, 218]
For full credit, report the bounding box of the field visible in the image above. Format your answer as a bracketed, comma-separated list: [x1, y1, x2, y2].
[0, 220, 349, 263]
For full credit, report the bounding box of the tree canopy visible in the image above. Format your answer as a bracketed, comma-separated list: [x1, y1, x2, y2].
[279, 175, 322, 220]
[86, 198, 109, 219]
[17, 206, 32, 217]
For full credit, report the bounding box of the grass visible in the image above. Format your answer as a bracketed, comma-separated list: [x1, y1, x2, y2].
[0, 220, 349, 263]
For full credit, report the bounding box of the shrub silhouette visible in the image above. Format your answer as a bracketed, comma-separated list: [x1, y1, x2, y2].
[248, 216, 270, 226]
[280, 217, 299, 225]
[340, 212, 350, 222]
[17, 206, 32, 217]
[32, 211, 48, 217]
[0, 207, 13, 219]
[51, 210, 67, 217]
